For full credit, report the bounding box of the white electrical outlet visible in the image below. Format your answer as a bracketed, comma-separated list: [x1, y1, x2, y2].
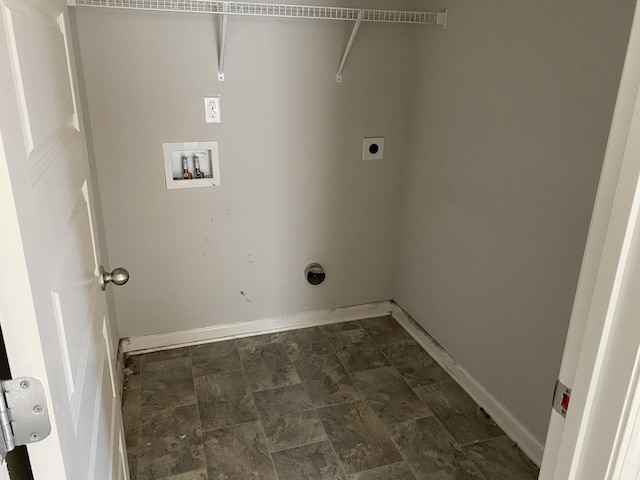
[204, 96, 221, 123]
[363, 137, 384, 160]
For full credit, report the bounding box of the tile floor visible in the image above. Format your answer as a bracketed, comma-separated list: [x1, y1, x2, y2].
[121, 315, 539, 480]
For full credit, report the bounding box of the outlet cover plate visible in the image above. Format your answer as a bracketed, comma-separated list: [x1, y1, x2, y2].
[204, 96, 221, 123]
[363, 137, 384, 160]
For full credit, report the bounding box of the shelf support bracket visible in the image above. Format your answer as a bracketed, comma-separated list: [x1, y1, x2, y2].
[218, 2, 229, 81]
[336, 9, 363, 83]
[436, 9, 448, 28]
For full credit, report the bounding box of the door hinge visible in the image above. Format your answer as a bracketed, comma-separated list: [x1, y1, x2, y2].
[0, 377, 51, 463]
[552, 379, 571, 418]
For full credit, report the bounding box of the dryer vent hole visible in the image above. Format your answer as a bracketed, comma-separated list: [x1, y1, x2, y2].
[305, 263, 326, 286]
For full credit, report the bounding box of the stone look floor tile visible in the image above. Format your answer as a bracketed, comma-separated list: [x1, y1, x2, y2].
[359, 316, 413, 345]
[279, 327, 333, 360]
[140, 404, 201, 438]
[140, 356, 196, 411]
[316, 400, 402, 474]
[272, 441, 347, 480]
[351, 367, 433, 425]
[323, 328, 390, 373]
[349, 462, 416, 480]
[235, 332, 282, 349]
[203, 421, 278, 480]
[415, 381, 504, 445]
[239, 342, 301, 391]
[463, 436, 539, 480]
[140, 347, 191, 365]
[136, 428, 205, 480]
[122, 382, 141, 449]
[126, 445, 139, 480]
[294, 354, 362, 408]
[253, 384, 326, 452]
[137, 404, 204, 480]
[379, 340, 451, 387]
[123, 354, 141, 391]
[319, 321, 363, 334]
[194, 370, 258, 431]
[388, 417, 485, 480]
[160, 469, 208, 480]
[190, 339, 242, 377]
[122, 317, 537, 480]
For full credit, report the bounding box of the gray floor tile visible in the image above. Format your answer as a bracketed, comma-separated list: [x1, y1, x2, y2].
[123, 354, 141, 391]
[388, 417, 485, 480]
[463, 436, 539, 480]
[272, 441, 347, 480]
[141, 357, 195, 411]
[203, 421, 278, 480]
[140, 347, 191, 365]
[316, 400, 402, 474]
[319, 321, 363, 334]
[324, 328, 390, 373]
[138, 404, 205, 480]
[122, 385, 140, 448]
[349, 462, 416, 480]
[294, 354, 362, 408]
[190, 339, 242, 377]
[137, 430, 205, 480]
[140, 404, 200, 438]
[195, 370, 258, 431]
[379, 340, 451, 387]
[235, 332, 282, 349]
[253, 384, 326, 452]
[122, 318, 537, 480]
[415, 381, 504, 445]
[351, 367, 433, 425]
[126, 445, 139, 480]
[280, 327, 333, 360]
[239, 342, 290, 370]
[244, 362, 302, 392]
[359, 316, 413, 346]
[159, 470, 208, 480]
[239, 342, 301, 391]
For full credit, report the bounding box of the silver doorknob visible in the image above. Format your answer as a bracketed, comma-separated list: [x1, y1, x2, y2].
[100, 266, 130, 291]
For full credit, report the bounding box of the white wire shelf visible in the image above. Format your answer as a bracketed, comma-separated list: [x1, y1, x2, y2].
[69, 0, 447, 82]
[70, 0, 446, 25]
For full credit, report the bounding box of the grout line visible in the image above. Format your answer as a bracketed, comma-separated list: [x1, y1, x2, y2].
[318, 319, 403, 477]
[287, 332, 350, 480]
[234, 337, 280, 478]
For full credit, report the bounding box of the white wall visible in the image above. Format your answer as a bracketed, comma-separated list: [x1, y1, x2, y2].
[394, 0, 635, 443]
[73, 3, 413, 338]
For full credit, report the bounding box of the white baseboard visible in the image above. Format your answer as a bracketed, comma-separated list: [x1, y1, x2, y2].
[390, 303, 545, 467]
[122, 301, 393, 354]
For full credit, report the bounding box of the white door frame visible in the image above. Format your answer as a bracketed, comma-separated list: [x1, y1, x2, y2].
[541, 0, 640, 477]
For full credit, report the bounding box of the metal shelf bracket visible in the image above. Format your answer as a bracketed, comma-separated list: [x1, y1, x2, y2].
[437, 9, 448, 28]
[218, 2, 229, 81]
[336, 9, 363, 83]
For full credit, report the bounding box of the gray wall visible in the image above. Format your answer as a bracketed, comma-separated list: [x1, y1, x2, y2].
[74, 0, 635, 445]
[74, 4, 412, 338]
[394, 0, 635, 443]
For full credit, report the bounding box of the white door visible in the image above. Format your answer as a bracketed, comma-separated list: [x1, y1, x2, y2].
[539, 2, 640, 478]
[0, 0, 127, 479]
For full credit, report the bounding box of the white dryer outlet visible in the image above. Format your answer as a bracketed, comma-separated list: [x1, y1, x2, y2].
[204, 96, 221, 123]
[363, 137, 384, 160]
